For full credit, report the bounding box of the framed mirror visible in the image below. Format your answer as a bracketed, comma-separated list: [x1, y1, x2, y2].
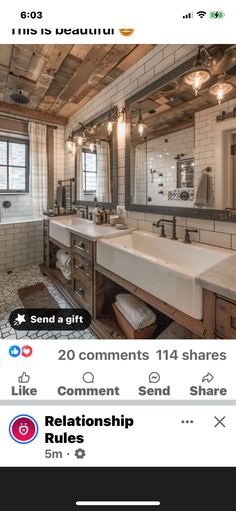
[74, 110, 118, 208]
[125, 45, 236, 220]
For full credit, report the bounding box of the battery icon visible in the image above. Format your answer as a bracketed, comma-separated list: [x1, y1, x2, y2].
[209, 11, 225, 19]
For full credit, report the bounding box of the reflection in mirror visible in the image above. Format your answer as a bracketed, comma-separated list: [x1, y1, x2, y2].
[127, 45, 236, 212]
[73, 110, 118, 207]
[76, 140, 111, 202]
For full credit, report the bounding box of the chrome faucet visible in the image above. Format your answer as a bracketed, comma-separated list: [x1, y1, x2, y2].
[153, 216, 178, 240]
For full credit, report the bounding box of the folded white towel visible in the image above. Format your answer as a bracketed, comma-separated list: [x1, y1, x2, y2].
[56, 260, 71, 281]
[194, 171, 211, 207]
[56, 249, 71, 269]
[115, 293, 156, 329]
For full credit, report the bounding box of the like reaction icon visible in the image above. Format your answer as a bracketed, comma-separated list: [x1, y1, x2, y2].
[9, 345, 33, 358]
[9, 345, 21, 358]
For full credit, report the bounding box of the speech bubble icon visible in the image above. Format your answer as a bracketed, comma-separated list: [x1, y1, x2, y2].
[83, 372, 94, 384]
[149, 372, 160, 384]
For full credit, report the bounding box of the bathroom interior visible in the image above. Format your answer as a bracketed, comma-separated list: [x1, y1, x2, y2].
[1, 43, 236, 340]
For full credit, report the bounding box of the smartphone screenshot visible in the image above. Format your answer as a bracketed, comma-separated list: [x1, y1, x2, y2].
[0, 1, 236, 508]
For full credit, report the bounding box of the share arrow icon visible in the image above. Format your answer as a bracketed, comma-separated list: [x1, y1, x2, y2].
[202, 372, 214, 383]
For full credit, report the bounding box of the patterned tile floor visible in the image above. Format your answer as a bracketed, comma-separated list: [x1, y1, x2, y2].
[0, 265, 97, 340]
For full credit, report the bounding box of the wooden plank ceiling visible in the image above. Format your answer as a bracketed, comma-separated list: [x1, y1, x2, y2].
[0, 44, 155, 123]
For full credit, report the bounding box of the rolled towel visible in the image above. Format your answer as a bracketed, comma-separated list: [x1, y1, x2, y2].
[56, 260, 71, 281]
[115, 293, 156, 330]
[56, 249, 71, 268]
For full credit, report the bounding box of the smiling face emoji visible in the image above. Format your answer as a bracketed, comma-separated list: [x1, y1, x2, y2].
[119, 28, 134, 37]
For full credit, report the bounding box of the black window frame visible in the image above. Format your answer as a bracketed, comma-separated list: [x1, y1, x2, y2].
[0, 136, 29, 194]
[82, 147, 97, 195]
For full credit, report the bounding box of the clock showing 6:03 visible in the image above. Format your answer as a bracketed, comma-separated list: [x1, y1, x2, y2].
[20, 11, 43, 19]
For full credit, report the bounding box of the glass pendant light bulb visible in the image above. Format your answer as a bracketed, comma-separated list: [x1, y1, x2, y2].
[77, 136, 83, 146]
[65, 134, 74, 153]
[210, 75, 233, 105]
[89, 142, 95, 152]
[184, 46, 211, 96]
[137, 110, 146, 136]
[107, 121, 113, 135]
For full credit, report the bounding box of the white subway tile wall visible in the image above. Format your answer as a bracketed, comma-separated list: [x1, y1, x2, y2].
[0, 221, 43, 271]
[61, 44, 236, 250]
[133, 127, 194, 205]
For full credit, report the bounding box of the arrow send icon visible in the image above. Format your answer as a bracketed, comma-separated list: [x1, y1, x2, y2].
[202, 373, 214, 383]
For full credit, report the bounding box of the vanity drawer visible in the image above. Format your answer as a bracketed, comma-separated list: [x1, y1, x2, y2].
[71, 234, 93, 260]
[215, 296, 236, 339]
[71, 276, 92, 312]
[72, 252, 92, 282]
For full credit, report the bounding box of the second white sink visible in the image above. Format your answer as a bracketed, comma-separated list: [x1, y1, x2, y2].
[96, 230, 233, 320]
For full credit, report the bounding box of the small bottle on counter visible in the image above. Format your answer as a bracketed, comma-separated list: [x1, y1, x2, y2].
[101, 206, 107, 223]
[92, 202, 99, 223]
[106, 209, 113, 223]
[95, 210, 102, 225]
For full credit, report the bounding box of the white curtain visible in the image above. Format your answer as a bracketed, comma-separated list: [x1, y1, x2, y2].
[96, 141, 111, 202]
[76, 146, 84, 200]
[28, 122, 47, 216]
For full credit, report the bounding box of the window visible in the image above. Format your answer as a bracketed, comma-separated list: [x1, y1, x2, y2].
[0, 138, 29, 193]
[82, 148, 97, 194]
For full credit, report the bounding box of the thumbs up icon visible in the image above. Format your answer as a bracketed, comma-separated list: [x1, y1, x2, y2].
[18, 372, 30, 384]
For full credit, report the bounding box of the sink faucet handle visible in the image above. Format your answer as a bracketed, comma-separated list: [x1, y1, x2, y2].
[183, 228, 198, 244]
[153, 222, 166, 238]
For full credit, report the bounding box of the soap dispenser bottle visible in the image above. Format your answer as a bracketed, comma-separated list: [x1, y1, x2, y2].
[92, 202, 99, 223]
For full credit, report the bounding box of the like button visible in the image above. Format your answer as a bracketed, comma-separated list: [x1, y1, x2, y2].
[18, 372, 30, 384]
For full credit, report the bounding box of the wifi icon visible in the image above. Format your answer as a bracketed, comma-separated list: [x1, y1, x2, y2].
[197, 10, 207, 18]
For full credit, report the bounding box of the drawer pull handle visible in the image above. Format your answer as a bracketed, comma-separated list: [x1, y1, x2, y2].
[78, 287, 85, 295]
[74, 261, 90, 278]
[77, 241, 85, 249]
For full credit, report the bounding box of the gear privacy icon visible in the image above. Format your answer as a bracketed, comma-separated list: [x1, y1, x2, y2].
[75, 448, 86, 459]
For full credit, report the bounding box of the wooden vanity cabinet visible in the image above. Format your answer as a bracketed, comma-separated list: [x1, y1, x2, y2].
[71, 233, 95, 314]
[215, 296, 236, 339]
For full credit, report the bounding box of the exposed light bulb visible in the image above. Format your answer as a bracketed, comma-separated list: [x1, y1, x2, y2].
[89, 142, 95, 152]
[210, 76, 233, 105]
[138, 122, 144, 136]
[107, 121, 113, 135]
[66, 136, 74, 153]
[184, 47, 210, 96]
[137, 110, 146, 137]
[193, 72, 202, 95]
[77, 136, 83, 146]
[216, 87, 224, 104]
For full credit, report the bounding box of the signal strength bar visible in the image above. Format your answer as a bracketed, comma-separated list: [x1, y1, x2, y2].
[183, 12, 193, 19]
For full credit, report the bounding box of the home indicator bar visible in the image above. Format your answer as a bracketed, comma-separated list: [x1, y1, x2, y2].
[76, 502, 161, 507]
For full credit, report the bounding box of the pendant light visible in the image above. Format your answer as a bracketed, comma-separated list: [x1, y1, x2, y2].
[65, 133, 74, 153]
[77, 135, 83, 146]
[107, 109, 113, 135]
[210, 74, 233, 104]
[184, 46, 211, 95]
[137, 110, 146, 136]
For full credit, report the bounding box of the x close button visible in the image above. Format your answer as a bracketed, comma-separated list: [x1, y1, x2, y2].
[214, 416, 226, 428]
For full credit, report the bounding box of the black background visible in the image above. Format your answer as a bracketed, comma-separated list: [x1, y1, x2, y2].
[0, 467, 234, 510]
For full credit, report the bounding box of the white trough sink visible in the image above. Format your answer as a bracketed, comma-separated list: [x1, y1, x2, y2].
[49, 216, 84, 247]
[96, 230, 233, 320]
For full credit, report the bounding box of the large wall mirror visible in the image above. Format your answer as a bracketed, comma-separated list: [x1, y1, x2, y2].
[74, 110, 118, 208]
[125, 45, 236, 220]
